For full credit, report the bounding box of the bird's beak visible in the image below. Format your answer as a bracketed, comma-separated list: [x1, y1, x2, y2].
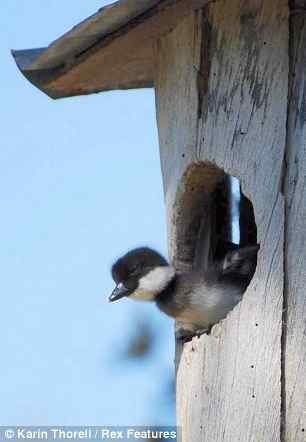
[109, 283, 130, 302]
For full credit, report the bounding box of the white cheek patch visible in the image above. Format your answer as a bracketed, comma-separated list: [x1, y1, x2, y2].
[138, 266, 175, 296]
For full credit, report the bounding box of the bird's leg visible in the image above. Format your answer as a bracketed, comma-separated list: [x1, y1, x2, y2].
[175, 333, 194, 344]
[175, 323, 196, 343]
[175, 323, 211, 343]
[175, 329, 193, 343]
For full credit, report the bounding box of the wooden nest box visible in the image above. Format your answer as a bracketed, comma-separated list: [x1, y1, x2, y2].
[12, 0, 306, 440]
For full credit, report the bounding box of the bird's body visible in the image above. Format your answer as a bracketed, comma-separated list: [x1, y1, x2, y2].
[109, 245, 258, 340]
[155, 271, 243, 336]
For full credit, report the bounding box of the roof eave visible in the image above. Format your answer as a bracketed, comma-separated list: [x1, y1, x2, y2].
[11, 0, 209, 99]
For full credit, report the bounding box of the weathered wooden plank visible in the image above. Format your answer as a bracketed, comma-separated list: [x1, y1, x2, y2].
[12, 0, 211, 98]
[155, 0, 288, 440]
[30, 0, 162, 70]
[155, 11, 203, 270]
[283, 6, 306, 441]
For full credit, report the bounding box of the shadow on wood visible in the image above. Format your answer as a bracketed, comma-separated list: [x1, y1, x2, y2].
[173, 161, 258, 371]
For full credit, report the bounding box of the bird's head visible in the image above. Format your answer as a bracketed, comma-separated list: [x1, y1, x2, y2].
[109, 247, 175, 303]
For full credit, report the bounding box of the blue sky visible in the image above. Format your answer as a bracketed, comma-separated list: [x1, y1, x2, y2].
[0, 0, 175, 425]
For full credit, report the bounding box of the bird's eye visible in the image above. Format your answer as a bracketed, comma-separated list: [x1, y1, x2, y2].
[130, 266, 139, 276]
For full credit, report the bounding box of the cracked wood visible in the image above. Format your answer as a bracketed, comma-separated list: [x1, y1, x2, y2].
[155, 0, 288, 440]
[283, 6, 306, 441]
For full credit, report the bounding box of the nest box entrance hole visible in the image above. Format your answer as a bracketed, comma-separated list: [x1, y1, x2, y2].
[172, 162, 258, 281]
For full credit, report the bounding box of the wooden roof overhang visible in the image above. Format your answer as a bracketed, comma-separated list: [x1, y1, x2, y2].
[12, 0, 209, 99]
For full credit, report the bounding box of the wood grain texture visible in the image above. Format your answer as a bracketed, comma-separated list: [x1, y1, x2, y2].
[30, 0, 162, 69]
[155, 1, 288, 440]
[283, 8, 306, 441]
[12, 0, 211, 99]
[155, 11, 205, 270]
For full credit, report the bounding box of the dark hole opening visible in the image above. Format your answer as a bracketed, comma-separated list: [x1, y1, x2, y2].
[173, 162, 257, 264]
[172, 161, 258, 301]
